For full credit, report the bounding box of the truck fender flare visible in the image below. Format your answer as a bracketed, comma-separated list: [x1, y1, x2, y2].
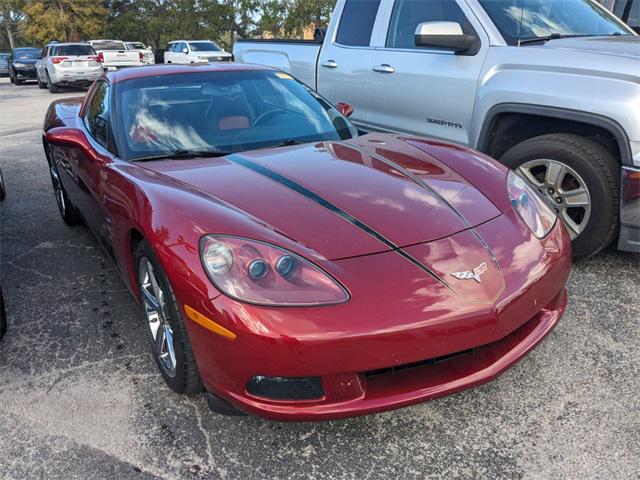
[477, 103, 632, 166]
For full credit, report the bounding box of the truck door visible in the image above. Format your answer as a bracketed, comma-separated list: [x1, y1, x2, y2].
[366, 0, 488, 146]
[316, 0, 384, 131]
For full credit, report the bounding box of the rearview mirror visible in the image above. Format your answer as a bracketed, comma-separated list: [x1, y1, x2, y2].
[182, 48, 188, 54]
[414, 21, 479, 55]
[335, 102, 354, 118]
[45, 127, 92, 152]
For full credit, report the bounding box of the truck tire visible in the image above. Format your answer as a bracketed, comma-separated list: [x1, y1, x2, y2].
[500, 133, 619, 260]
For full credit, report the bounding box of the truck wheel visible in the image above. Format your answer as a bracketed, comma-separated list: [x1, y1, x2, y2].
[46, 72, 60, 93]
[501, 134, 619, 260]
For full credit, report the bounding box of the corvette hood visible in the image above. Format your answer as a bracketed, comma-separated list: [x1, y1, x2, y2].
[142, 134, 502, 260]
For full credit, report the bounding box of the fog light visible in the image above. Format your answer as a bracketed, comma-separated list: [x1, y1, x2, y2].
[247, 376, 324, 400]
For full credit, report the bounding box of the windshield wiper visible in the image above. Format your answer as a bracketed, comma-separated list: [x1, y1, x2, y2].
[518, 33, 591, 45]
[260, 139, 311, 150]
[133, 149, 231, 162]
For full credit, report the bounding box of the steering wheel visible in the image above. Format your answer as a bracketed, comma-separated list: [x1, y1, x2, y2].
[252, 109, 290, 127]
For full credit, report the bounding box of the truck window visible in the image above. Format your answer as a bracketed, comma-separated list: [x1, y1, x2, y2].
[336, 0, 381, 47]
[387, 0, 473, 50]
[614, 0, 639, 27]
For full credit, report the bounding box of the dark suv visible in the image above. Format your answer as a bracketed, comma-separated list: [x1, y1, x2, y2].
[9, 47, 41, 85]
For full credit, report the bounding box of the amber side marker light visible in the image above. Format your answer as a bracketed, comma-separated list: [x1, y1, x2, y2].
[184, 305, 237, 340]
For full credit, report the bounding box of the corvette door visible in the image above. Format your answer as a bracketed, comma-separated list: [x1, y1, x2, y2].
[73, 80, 115, 248]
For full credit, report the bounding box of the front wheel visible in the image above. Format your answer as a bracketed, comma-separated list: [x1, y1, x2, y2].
[501, 134, 619, 260]
[135, 240, 203, 395]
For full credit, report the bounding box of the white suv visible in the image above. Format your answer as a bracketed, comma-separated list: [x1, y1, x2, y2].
[163, 40, 232, 64]
[35, 42, 103, 93]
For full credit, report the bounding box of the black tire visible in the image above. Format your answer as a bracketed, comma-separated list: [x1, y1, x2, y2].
[14, 76, 23, 85]
[37, 73, 47, 89]
[501, 134, 619, 260]
[46, 71, 59, 93]
[0, 168, 6, 201]
[0, 288, 6, 340]
[134, 240, 203, 395]
[45, 144, 81, 225]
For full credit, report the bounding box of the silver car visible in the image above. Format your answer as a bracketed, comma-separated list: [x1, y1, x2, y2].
[35, 42, 103, 93]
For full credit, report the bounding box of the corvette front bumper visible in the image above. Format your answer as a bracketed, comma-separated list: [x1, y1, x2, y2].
[180, 211, 571, 421]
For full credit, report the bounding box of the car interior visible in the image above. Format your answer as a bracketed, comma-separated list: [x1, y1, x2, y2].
[120, 72, 355, 157]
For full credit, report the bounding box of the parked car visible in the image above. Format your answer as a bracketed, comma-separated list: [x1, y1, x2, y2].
[88, 39, 143, 70]
[0, 53, 9, 77]
[124, 41, 155, 65]
[234, 0, 640, 260]
[35, 42, 103, 93]
[164, 40, 232, 64]
[42, 64, 571, 420]
[612, 0, 640, 32]
[8, 47, 41, 85]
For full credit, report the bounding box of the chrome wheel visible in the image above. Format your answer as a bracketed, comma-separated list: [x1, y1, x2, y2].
[48, 160, 66, 217]
[516, 159, 592, 240]
[138, 258, 177, 377]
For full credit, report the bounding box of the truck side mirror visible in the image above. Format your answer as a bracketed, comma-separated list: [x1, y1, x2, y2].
[182, 48, 188, 54]
[414, 21, 479, 55]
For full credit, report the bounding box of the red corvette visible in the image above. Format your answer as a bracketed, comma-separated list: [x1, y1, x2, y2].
[42, 64, 571, 421]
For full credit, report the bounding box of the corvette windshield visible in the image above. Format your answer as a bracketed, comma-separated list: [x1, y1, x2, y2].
[116, 70, 358, 161]
[479, 0, 631, 45]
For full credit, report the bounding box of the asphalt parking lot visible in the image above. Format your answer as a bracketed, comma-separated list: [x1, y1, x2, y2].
[0, 76, 638, 480]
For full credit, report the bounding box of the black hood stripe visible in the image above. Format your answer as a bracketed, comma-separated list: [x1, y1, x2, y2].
[227, 153, 452, 291]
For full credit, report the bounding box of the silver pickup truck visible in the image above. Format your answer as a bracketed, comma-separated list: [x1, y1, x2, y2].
[234, 0, 640, 259]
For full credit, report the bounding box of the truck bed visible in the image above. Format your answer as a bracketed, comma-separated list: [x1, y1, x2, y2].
[233, 39, 321, 88]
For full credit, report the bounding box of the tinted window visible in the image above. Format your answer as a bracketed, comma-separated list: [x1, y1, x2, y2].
[615, 0, 640, 26]
[85, 82, 111, 149]
[188, 41, 221, 52]
[479, 0, 630, 45]
[14, 48, 40, 59]
[54, 45, 95, 56]
[336, 0, 381, 46]
[116, 70, 358, 161]
[91, 40, 126, 51]
[387, 0, 474, 49]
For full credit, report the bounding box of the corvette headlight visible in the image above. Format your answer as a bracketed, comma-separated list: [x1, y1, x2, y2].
[507, 171, 557, 239]
[200, 235, 349, 306]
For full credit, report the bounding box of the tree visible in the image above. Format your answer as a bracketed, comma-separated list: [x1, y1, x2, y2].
[258, 0, 334, 39]
[21, 0, 108, 45]
[0, 0, 26, 49]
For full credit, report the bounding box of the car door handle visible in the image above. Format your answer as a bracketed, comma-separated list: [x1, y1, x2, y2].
[321, 60, 338, 69]
[372, 64, 395, 74]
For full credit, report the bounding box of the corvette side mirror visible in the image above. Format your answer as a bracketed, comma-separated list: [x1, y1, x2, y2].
[336, 102, 354, 118]
[45, 127, 92, 152]
[414, 21, 479, 55]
